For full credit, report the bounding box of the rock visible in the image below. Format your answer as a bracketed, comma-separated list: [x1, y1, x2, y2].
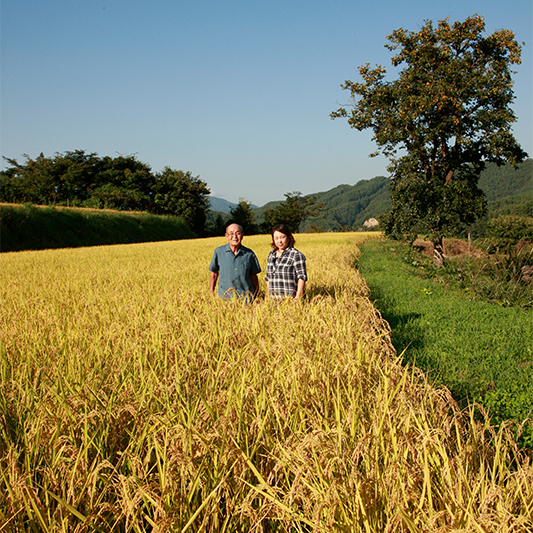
[363, 218, 379, 228]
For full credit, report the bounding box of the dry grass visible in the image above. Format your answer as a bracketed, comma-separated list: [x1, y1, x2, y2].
[0, 202, 145, 215]
[1, 232, 532, 532]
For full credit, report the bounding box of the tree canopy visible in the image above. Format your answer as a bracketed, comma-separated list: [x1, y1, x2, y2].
[1, 151, 211, 235]
[228, 200, 257, 235]
[152, 167, 210, 234]
[331, 15, 528, 264]
[263, 192, 327, 233]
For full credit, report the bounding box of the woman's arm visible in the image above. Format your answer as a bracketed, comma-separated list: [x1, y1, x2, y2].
[294, 278, 306, 300]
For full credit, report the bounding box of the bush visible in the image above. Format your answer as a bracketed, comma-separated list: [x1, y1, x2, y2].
[486, 215, 533, 248]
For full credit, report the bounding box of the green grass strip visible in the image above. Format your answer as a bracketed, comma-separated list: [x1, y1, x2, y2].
[357, 238, 533, 447]
[0, 203, 196, 252]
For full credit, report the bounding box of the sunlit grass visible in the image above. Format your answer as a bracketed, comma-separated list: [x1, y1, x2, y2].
[1, 232, 532, 531]
[356, 238, 533, 449]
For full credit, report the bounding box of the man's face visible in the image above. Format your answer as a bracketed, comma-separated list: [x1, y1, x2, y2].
[225, 224, 243, 248]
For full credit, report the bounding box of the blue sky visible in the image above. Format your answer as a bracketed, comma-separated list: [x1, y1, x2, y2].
[1, 0, 531, 206]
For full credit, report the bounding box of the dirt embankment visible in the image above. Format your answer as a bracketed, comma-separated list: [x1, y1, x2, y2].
[412, 238, 485, 259]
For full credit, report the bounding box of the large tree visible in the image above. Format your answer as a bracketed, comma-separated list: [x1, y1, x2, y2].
[152, 167, 211, 235]
[1, 150, 103, 205]
[0, 151, 153, 210]
[93, 154, 154, 211]
[229, 199, 257, 235]
[263, 192, 327, 233]
[331, 15, 528, 265]
[1, 151, 211, 235]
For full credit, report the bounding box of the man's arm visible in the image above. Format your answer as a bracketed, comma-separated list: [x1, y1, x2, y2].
[251, 274, 259, 295]
[209, 271, 219, 295]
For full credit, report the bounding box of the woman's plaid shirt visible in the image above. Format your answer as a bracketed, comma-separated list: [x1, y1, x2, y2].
[265, 247, 307, 298]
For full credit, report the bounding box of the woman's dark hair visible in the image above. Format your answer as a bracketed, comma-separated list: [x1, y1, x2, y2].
[270, 224, 295, 249]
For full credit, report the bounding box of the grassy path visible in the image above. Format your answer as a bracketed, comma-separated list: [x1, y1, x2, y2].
[357, 238, 533, 447]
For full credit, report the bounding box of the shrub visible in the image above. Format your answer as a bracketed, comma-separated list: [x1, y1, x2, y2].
[486, 215, 533, 248]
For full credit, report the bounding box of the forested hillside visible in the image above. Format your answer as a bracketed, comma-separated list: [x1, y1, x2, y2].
[305, 176, 390, 230]
[251, 177, 389, 231]
[479, 158, 532, 217]
[249, 160, 531, 232]
[479, 159, 532, 200]
[2, 150, 529, 237]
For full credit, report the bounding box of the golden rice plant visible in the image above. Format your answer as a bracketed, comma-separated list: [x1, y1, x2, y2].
[1, 232, 532, 532]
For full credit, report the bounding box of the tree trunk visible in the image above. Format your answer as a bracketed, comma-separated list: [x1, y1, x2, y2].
[433, 236, 446, 267]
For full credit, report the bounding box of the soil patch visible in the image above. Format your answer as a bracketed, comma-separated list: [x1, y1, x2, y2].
[412, 238, 485, 259]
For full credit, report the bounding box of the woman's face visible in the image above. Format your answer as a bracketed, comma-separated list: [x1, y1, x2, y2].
[273, 230, 289, 251]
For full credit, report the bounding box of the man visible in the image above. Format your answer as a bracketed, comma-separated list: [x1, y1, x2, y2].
[209, 223, 261, 300]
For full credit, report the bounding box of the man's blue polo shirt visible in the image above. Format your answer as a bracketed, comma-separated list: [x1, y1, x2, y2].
[209, 244, 261, 299]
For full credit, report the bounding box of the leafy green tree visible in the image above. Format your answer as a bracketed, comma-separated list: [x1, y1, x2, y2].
[263, 191, 327, 233]
[52, 150, 103, 205]
[89, 155, 153, 211]
[1, 152, 63, 205]
[206, 212, 228, 237]
[1, 151, 153, 210]
[332, 15, 528, 265]
[228, 199, 257, 235]
[1, 152, 212, 236]
[152, 167, 210, 235]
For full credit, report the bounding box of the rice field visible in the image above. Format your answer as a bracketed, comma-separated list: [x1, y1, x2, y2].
[1, 232, 532, 532]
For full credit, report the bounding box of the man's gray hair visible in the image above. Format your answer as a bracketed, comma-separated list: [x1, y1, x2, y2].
[226, 223, 244, 234]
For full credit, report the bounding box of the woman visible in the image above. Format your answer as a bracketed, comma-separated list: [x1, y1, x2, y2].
[265, 224, 307, 300]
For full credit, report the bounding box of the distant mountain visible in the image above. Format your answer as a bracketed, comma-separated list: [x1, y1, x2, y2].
[252, 176, 390, 231]
[308, 176, 390, 230]
[211, 159, 531, 232]
[208, 197, 258, 214]
[208, 197, 238, 213]
[479, 159, 532, 201]
[480, 159, 532, 218]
